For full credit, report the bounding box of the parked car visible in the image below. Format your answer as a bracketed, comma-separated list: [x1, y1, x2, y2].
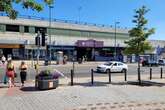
[158, 59, 165, 66]
[96, 61, 128, 73]
[142, 60, 158, 67]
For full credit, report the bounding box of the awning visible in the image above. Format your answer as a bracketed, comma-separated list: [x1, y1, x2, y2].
[0, 44, 22, 48]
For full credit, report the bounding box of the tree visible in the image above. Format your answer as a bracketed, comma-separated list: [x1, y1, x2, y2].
[124, 6, 155, 84]
[0, 0, 54, 19]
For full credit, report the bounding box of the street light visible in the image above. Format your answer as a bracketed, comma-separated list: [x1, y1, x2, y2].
[78, 6, 82, 23]
[114, 21, 120, 61]
[49, 5, 53, 64]
[72, 50, 76, 75]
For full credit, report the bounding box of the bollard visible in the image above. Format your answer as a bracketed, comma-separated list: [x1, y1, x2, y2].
[91, 69, 94, 85]
[107, 69, 111, 83]
[71, 69, 74, 86]
[137, 68, 141, 85]
[124, 69, 127, 81]
[150, 68, 152, 80]
[161, 67, 163, 79]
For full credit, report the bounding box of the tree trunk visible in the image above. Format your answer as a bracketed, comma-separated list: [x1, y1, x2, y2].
[138, 54, 141, 85]
[137, 41, 141, 85]
[138, 42, 141, 85]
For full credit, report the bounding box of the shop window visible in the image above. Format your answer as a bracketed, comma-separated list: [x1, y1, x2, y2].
[0, 24, 5, 32]
[6, 25, 19, 32]
[24, 26, 29, 33]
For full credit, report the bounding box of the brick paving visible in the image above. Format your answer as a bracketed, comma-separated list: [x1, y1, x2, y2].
[1, 75, 165, 110]
[0, 81, 165, 110]
[70, 102, 165, 110]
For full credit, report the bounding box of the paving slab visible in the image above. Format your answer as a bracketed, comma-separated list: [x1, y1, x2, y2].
[1, 75, 165, 110]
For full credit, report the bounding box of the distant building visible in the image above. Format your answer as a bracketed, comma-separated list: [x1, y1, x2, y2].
[0, 15, 129, 61]
[0, 14, 164, 61]
[148, 40, 165, 59]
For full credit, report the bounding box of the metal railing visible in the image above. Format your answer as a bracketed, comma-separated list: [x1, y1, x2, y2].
[0, 12, 128, 30]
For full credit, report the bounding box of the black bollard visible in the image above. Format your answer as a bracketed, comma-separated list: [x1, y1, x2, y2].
[150, 68, 152, 80]
[91, 69, 94, 85]
[107, 69, 111, 83]
[137, 68, 141, 85]
[161, 67, 163, 79]
[71, 69, 74, 86]
[124, 69, 127, 81]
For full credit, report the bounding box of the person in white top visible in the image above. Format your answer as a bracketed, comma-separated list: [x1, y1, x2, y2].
[1, 55, 6, 64]
[1, 55, 7, 84]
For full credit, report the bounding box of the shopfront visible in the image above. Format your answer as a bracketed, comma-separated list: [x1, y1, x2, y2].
[47, 45, 75, 61]
[24, 45, 46, 60]
[0, 44, 24, 59]
[76, 39, 104, 61]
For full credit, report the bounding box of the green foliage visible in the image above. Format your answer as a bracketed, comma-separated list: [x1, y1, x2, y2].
[124, 6, 155, 56]
[44, 0, 54, 5]
[0, 0, 54, 19]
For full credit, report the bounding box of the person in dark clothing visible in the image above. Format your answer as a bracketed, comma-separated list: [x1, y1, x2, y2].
[19, 61, 28, 87]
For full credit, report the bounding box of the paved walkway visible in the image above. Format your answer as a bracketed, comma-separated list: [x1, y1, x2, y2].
[1, 75, 165, 110]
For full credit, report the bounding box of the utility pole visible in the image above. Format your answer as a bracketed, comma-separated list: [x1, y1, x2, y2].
[78, 6, 82, 23]
[114, 22, 120, 61]
[36, 31, 41, 65]
[49, 5, 53, 64]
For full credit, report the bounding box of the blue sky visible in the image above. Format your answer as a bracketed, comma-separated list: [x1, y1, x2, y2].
[14, 0, 165, 40]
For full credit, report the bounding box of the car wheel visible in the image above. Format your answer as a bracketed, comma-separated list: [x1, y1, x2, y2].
[121, 69, 127, 73]
[106, 69, 111, 73]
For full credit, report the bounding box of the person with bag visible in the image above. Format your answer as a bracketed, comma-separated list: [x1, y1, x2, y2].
[6, 59, 15, 88]
[19, 61, 28, 87]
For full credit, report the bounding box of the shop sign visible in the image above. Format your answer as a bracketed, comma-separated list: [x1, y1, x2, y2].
[76, 39, 103, 47]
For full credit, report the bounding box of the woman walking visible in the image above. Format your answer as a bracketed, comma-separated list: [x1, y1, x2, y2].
[19, 61, 28, 87]
[6, 59, 15, 88]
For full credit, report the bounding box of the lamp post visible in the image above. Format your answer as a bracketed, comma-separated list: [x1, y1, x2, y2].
[49, 5, 53, 64]
[36, 31, 41, 65]
[78, 6, 82, 23]
[72, 50, 76, 75]
[114, 22, 120, 61]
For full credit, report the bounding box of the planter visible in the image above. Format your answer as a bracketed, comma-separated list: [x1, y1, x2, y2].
[35, 78, 59, 90]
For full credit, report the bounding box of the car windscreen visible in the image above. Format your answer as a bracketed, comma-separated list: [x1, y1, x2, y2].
[104, 62, 113, 66]
[159, 60, 163, 63]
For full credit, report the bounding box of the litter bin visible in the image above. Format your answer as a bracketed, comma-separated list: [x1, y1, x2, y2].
[45, 59, 48, 66]
[78, 58, 82, 64]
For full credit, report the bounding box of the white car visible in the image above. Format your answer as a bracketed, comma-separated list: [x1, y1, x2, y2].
[97, 61, 128, 73]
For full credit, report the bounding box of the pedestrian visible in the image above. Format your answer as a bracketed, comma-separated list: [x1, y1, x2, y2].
[63, 55, 68, 64]
[84, 55, 87, 62]
[0, 55, 7, 84]
[6, 59, 15, 88]
[1, 55, 6, 64]
[19, 61, 28, 87]
[82, 56, 85, 62]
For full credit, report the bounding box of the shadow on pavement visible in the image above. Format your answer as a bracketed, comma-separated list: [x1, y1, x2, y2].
[70, 81, 108, 87]
[109, 81, 165, 87]
[68, 80, 165, 87]
[20, 86, 40, 92]
[127, 81, 165, 87]
[20, 86, 58, 92]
